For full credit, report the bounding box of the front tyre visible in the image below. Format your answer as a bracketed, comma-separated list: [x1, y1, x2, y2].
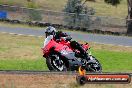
[46, 55, 67, 71]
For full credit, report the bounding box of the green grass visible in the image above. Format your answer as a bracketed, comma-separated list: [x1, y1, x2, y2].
[0, 32, 46, 71]
[0, 58, 48, 70]
[0, 33, 132, 72]
[0, 0, 128, 18]
[92, 49, 132, 72]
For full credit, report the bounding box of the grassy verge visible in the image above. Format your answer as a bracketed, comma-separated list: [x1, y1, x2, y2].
[92, 49, 132, 72]
[0, 22, 43, 29]
[0, 59, 47, 70]
[0, 33, 132, 72]
[0, 32, 48, 71]
[0, 0, 127, 18]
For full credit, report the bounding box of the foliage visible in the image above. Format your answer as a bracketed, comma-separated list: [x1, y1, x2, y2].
[104, 0, 122, 6]
[64, 0, 83, 14]
[28, 9, 42, 21]
[27, 1, 38, 8]
[64, 0, 95, 28]
[26, 1, 42, 21]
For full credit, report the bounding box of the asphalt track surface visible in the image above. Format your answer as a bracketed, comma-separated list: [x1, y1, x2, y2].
[0, 26, 132, 47]
[0, 70, 131, 76]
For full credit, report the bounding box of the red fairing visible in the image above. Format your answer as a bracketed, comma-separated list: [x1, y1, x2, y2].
[58, 38, 71, 48]
[42, 35, 90, 58]
[82, 43, 90, 51]
[42, 39, 73, 57]
[42, 39, 56, 56]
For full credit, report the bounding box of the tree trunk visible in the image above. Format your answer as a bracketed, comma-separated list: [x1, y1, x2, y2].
[127, 0, 132, 35]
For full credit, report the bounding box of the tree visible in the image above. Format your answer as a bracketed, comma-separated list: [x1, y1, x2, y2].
[104, 0, 132, 35]
[64, 0, 95, 28]
[27, 0, 42, 21]
[126, 0, 132, 35]
[64, 0, 132, 35]
[104, 0, 122, 6]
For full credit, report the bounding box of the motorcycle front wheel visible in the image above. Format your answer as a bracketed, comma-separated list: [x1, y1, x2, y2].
[46, 55, 67, 71]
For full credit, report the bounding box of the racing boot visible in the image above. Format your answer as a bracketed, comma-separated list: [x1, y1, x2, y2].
[77, 46, 90, 61]
[70, 41, 90, 60]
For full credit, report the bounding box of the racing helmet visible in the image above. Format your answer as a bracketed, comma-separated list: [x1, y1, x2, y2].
[45, 26, 56, 37]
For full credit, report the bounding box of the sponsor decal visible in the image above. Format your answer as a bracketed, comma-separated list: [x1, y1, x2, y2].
[76, 66, 131, 85]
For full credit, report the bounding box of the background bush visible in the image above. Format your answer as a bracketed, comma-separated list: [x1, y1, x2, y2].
[64, 0, 95, 28]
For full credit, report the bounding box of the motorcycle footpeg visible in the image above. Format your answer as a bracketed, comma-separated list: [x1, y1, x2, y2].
[81, 59, 87, 64]
[81, 60, 87, 68]
[86, 56, 91, 61]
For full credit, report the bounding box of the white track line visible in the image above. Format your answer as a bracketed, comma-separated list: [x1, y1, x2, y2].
[28, 35, 35, 37]
[1, 32, 7, 34]
[9, 33, 16, 35]
[1, 32, 41, 38]
[38, 36, 43, 38]
[17, 34, 24, 36]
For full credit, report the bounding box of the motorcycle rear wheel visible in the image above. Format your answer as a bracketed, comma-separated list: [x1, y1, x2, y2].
[86, 56, 102, 73]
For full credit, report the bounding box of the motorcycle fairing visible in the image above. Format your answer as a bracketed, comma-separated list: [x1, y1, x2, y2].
[60, 51, 82, 71]
[43, 38, 73, 57]
[43, 35, 53, 48]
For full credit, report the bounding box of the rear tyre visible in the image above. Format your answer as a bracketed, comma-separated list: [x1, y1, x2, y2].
[46, 55, 67, 71]
[86, 56, 102, 73]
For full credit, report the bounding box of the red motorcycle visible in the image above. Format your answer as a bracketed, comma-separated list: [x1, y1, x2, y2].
[42, 36, 102, 72]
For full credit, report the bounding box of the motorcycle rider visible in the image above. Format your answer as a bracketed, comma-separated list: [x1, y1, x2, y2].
[44, 26, 89, 63]
[43, 26, 56, 48]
